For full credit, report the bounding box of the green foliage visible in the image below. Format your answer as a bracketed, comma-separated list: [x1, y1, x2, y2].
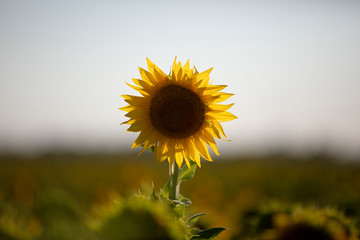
[0, 154, 360, 240]
[32, 189, 92, 240]
[179, 161, 197, 182]
[0, 203, 40, 240]
[190, 227, 227, 240]
[160, 179, 171, 199]
[136, 161, 226, 240]
[161, 161, 197, 200]
[93, 195, 189, 240]
[187, 213, 207, 225]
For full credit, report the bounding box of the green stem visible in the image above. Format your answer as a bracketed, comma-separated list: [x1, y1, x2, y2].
[169, 162, 179, 200]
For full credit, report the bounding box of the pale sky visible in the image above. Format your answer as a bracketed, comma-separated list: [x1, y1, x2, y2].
[1, 0, 360, 158]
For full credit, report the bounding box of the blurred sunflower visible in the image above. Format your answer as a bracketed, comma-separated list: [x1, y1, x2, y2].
[236, 202, 359, 240]
[91, 194, 189, 240]
[120, 58, 236, 168]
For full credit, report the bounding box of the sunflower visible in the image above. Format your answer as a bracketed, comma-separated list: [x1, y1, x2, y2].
[120, 58, 236, 168]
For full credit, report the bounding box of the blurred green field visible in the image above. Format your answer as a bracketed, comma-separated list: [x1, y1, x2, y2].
[0, 153, 359, 240]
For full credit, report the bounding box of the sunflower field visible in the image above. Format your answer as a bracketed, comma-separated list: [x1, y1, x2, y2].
[0, 153, 359, 240]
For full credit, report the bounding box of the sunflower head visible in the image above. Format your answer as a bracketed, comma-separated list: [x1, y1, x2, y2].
[120, 58, 236, 168]
[236, 203, 359, 240]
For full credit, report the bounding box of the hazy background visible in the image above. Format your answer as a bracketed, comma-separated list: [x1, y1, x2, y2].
[1, 0, 360, 159]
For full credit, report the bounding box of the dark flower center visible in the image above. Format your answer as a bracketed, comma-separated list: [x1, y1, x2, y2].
[150, 84, 205, 139]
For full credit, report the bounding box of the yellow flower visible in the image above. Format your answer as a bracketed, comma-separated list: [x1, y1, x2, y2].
[120, 58, 236, 168]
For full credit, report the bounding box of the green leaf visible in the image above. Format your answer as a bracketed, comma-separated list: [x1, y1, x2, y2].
[190, 229, 202, 235]
[148, 145, 155, 152]
[179, 195, 192, 207]
[160, 180, 170, 199]
[187, 213, 207, 225]
[190, 227, 227, 240]
[140, 144, 154, 152]
[173, 201, 187, 218]
[179, 161, 197, 182]
[150, 184, 158, 201]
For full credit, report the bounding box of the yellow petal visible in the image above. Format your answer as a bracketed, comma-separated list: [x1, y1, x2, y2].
[199, 67, 213, 78]
[121, 95, 149, 107]
[208, 111, 237, 122]
[209, 103, 235, 111]
[194, 135, 212, 162]
[156, 140, 168, 163]
[202, 128, 220, 155]
[213, 93, 234, 103]
[132, 128, 152, 148]
[172, 57, 178, 73]
[133, 75, 155, 90]
[139, 132, 159, 155]
[127, 120, 147, 132]
[212, 120, 226, 138]
[201, 94, 221, 103]
[193, 66, 199, 74]
[183, 59, 190, 73]
[118, 105, 134, 112]
[126, 81, 142, 90]
[121, 94, 139, 101]
[138, 68, 157, 86]
[186, 139, 200, 167]
[194, 151, 201, 167]
[183, 149, 191, 168]
[183, 60, 193, 78]
[125, 110, 148, 119]
[146, 58, 168, 78]
[177, 67, 183, 84]
[198, 68, 213, 87]
[126, 82, 150, 96]
[121, 119, 135, 126]
[175, 150, 183, 168]
[153, 68, 169, 86]
[204, 85, 227, 94]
